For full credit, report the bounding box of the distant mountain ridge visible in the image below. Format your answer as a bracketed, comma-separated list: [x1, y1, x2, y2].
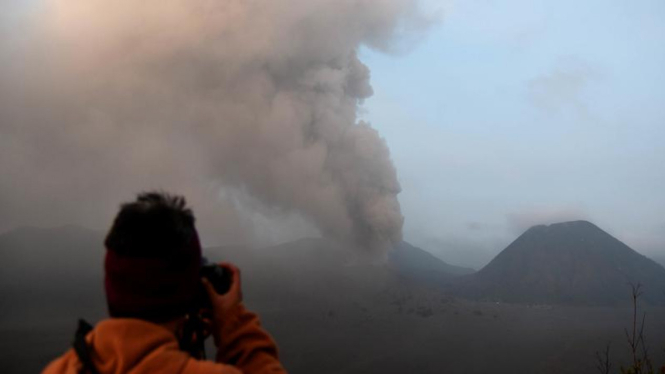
[206, 238, 473, 300]
[390, 241, 475, 283]
[4, 222, 662, 308]
[459, 221, 665, 305]
[0, 224, 105, 290]
[0, 227, 468, 312]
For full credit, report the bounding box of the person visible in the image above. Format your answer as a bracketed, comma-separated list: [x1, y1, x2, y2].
[43, 192, 287, 374]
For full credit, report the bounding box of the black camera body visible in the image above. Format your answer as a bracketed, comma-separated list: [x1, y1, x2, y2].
[181, 258, 234, 358]
[200, 258, 232, 295]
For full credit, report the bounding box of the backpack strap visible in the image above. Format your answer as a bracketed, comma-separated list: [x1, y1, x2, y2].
[73, 319, 100, 374]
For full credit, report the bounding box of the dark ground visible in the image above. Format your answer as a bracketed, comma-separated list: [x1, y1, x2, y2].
[2, 293, 664, 374]
[262, 301, 665, 374]
[2, 229, 664, 373]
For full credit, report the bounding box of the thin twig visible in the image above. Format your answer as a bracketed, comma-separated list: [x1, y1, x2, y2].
[595, 343, 611, 374]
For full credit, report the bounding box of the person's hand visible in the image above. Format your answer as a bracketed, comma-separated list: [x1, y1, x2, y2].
[201, 262, 243, 346]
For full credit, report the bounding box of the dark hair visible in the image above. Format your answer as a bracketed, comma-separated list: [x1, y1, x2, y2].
[104, 191, 196, 257]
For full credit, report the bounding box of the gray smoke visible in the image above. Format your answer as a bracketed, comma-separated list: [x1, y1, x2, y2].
[0, 0, 426, 254]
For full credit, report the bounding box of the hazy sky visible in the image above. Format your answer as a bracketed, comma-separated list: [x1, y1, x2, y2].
[1, 0, 663, 267]
[359, 0, 665, 264]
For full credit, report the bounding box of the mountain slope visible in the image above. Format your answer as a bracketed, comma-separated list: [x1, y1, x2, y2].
[0, 225, 104, 291]
[390, 241, 475, 282]
[460, 221, 665, 305]
[206, 238, 469, 308]
[0, 227, 465, 325]
[0, 225, 107, 327]
[653, 255, 665, 269]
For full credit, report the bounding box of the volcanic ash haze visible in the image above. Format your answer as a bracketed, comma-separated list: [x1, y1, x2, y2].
[0, 0, 430, 254]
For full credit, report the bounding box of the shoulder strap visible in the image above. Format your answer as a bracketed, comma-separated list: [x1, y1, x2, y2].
[73, 319, 100, 374]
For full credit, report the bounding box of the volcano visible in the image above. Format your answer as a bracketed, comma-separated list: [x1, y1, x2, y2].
[459, 221, 665, 305]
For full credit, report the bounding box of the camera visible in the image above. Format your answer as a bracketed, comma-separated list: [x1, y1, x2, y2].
[200, 258, 232, 295]
[179, 258, 233, 358]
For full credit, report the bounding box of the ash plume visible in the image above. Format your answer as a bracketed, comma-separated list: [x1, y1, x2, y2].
[0, 0, 426, 254]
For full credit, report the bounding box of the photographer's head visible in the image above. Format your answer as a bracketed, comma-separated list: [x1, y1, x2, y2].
[104, 191, 202, 322]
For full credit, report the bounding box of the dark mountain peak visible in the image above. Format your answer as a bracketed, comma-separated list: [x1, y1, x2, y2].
[521, 221, 610, 243]
[463, 221, 665, 305]
[502, 220, 633, 259]
[526, 220, 598, 232]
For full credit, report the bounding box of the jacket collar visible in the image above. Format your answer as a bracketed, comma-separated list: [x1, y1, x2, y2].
[87, 318, 188, 374]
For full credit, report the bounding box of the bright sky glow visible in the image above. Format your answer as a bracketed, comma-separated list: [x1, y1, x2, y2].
[360, 0, 665, 265]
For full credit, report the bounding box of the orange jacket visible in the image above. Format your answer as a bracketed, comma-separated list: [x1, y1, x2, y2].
[42, 304, 286, 374]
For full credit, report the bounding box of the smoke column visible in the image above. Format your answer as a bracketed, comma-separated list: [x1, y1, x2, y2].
[0, 0, 425, 254]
